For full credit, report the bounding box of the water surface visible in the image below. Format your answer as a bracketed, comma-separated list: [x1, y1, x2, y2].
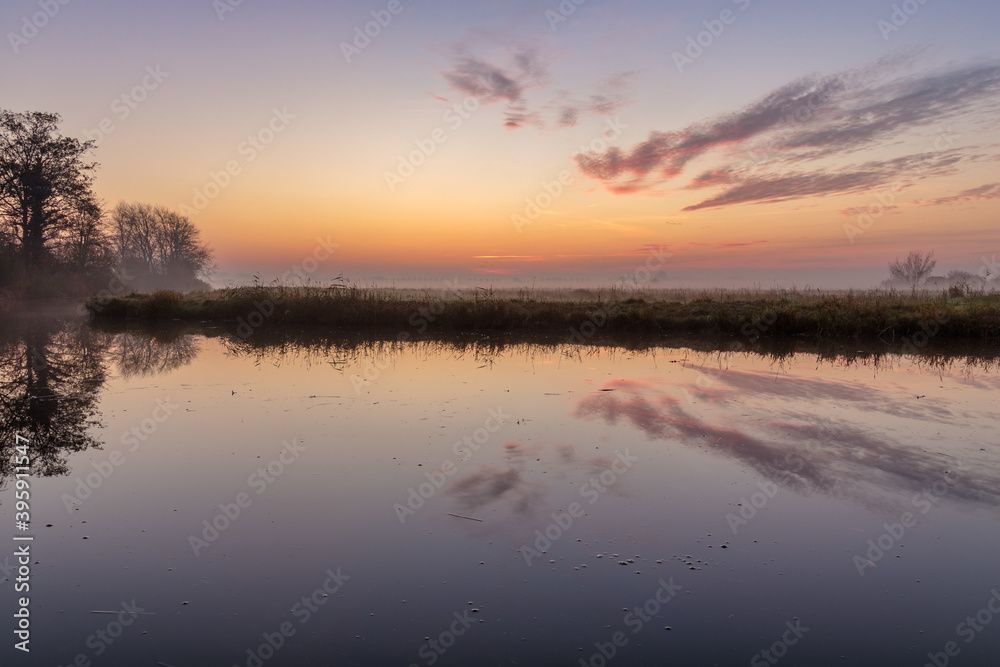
[2, 317, 999, 665]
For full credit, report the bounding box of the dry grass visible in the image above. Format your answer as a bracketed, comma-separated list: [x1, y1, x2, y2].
[85, 284, 1000, 342]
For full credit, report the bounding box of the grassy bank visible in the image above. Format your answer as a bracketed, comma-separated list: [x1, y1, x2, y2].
[84, 285, 1000, 342]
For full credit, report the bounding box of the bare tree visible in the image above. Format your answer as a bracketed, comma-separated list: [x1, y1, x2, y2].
[888, 250, 936, 290]
[58, 210, 114, 273]
[947, 269, 982, 295]
[111, 201, 159, 275]
[110, 201, 213, 289]
[0, 110, 99, 265]
[155, 210, 213, 279]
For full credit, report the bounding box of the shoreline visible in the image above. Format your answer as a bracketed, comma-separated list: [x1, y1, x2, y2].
[81, 286, 1000, 344]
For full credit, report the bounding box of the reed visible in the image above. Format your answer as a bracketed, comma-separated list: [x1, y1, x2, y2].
[85, 285, 1000, 342]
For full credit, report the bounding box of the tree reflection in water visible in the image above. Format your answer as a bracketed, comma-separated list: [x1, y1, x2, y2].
[1, 316, 997, 516]
[0, 316, 199, 486]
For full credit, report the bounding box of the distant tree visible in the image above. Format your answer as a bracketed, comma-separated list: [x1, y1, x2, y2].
[110, 201, 159, 276]
[155, 209, 213, 280]
[0, 110, 100, 266]
[946, 270, 979, 285]
[888, 250, 936, 290]
[58, 209, 114, 274]
[110, 201, 213, 289]
[946, 269, 982, 296]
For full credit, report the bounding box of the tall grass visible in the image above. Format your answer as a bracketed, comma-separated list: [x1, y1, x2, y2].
[85, 284, 1000, 341]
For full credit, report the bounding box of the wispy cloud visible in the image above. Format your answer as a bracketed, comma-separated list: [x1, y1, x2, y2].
[839, 205, 898, 217]
[573, 374, 1000, 510]
[440, 48, 633, 129]
[684, 241, 766, 249]
[442, 48, 548, 128]
[445, 441, 630, 519]
[552, 72, 636, 128]
[912, 182, 1000, 207]
[683, 152, 965, 211]
[573, 57, 1000, 209]
[716, 241, 767, 248]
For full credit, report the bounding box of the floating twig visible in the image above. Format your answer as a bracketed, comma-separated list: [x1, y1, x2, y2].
[447, 513, 484, 522]
[91, 610, 156, 615]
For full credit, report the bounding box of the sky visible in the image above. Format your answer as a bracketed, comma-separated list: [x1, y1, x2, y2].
[2, 0, 999, 288]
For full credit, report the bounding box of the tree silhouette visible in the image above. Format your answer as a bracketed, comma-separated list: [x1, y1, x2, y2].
[110, 201, 213, 290]
[0, 110, 100, 267]
[59, 209, 115, 274]
[888, 250, 936, 290]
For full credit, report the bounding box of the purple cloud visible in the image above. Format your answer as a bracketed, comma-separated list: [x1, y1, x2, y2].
[440, 49, 633, 129]
[573, 58, 1000, 209]
[913, 182, 1000, 207]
